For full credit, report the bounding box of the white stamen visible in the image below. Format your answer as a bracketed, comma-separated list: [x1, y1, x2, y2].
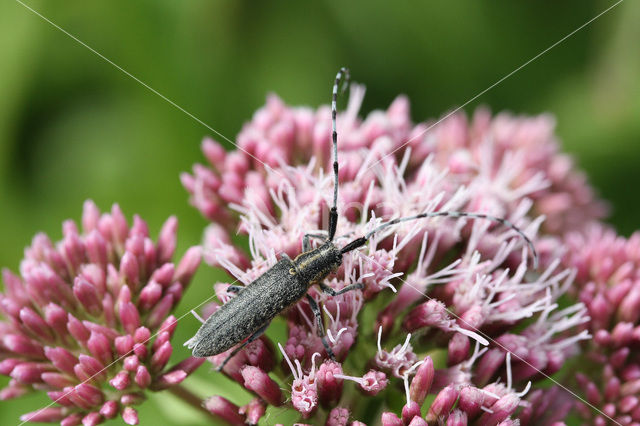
[516, 381, 532, 398]
[310, 352, 321, 376]
[332, 374, 364, 386]
[399, 333, 412, 355]
[190, 310, 205, 324]
[297, 304, 314, 330]
[277, 342, 299, 381]
[334, 327, 347, 343]
[377, 326, 383, 355]
[323, 305, 336, 324]
[451, 325, 489, 346]
[294, 359, 304, 380]
[506, 352, 512, 391]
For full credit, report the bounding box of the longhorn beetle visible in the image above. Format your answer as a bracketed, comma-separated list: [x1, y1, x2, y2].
[186, 68, 538, 370]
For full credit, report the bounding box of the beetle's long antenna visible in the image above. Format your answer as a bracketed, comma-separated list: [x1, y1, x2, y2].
[340, 210, 539, 269]
[328, 67, 350, 241]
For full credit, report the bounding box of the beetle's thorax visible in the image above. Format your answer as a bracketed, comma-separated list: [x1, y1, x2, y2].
[293, 241, 342, 286]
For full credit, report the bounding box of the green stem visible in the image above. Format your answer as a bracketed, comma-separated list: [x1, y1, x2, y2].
[167, 384, 215, 419]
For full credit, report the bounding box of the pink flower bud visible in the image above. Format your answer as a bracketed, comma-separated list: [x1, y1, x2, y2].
[87, 332, 112, 365]
[611, 347, 631, 369]
[44, 346, 78, 375]
[122, 406, 139, 425]
[426, 386, 459, 422]
[402, 401, 421, 424]
[165, 356, 206, 377]
[41, 372, 73, 389]
[240, 398, 266, 425]
[0, 358, 21, 376]
[73, 278, 102, 317]
[619, 395, 638, 414]
[75, 383, 104, 407]
[203, 395, 245, 425]
[150, 341, 172, 372]
[139, 281, 162, 311]
[241, 366, 283, 406]
[150, 370, 188, 391]
[381, 412, 403, 426]
[67, 314, 91, 342]
[85, 230, 108, 266]
[174, 246, 201, 286]
[605, 376, 621, 401]
[19, 407, 66, 423]
[244, 338, 275, 372]
[19, 307, 54, 342]
[152, 332, 169, 353]
[448, 333, 470, 366]
[410, 356, 434, 404]
[135, 365, 151, 388]
[83, 321, 119, 341]
[99, 400, 118, 419]
[458, 386, 485, 418]
[446, 410, 468, 426]
[44, 303, 70, 338]
[408, 417, 428, 426]
[120, 392, 145, 406]
[151, 263, 175, 287]
[120, 252, 139, 288]
[159, 315, 178, 337]
[317, 360, 343, 408]
[102, 293, 116, 329]
[3, 334, 45, 358]
[325, 407, 349, 426]
[132, 326, 150, 344]
[110, 204, 129, 244]
[133, 343, 148, 360]
[114, 335, 135, 357]
[109, 371, 130, 391]
[146, 294, 174, 329]
[11, 362, 49, 384]
[123, 355, 140, 371]
[61, 412, 83, 426]
[475, 348, 505, 386]
[202, 137, 226, 166]
[157, 216, 178, 264]
[477, 394, 520, 426]
[46, 389, 74, 407]
[119, 302, 141, 335]
[78, 354, 106, 381]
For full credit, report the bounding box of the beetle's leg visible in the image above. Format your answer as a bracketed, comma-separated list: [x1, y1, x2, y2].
[319, 281, 364, 296]
[227, 285, 243, 294]
[303, 233, 327, 252]
[305, 294, 336, 361]
[216, 323, 269, 372]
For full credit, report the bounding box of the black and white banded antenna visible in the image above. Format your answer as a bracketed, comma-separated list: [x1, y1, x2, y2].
[341, 210, 539, 269]
[328, 67, 350, 242]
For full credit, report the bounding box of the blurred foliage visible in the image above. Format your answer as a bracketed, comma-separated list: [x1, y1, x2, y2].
[0, 0, 638, 425]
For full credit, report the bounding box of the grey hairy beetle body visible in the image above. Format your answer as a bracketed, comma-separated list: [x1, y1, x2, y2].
[186, 68, 538, 370]
[189, 242, 342, 358]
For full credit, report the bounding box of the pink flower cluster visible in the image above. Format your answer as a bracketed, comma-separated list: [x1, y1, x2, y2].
[564, 224, 640, 425]
[183, 87, 601, 424]
[0, 201, 202, 425]
[3, 80, 627, 425]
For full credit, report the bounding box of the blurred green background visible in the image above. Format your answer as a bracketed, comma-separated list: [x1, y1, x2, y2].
[0, 0, 638, 424]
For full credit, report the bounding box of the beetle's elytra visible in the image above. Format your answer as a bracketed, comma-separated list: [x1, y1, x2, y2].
[189, 242, 343, 358]
[186, 68, 538, 371]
